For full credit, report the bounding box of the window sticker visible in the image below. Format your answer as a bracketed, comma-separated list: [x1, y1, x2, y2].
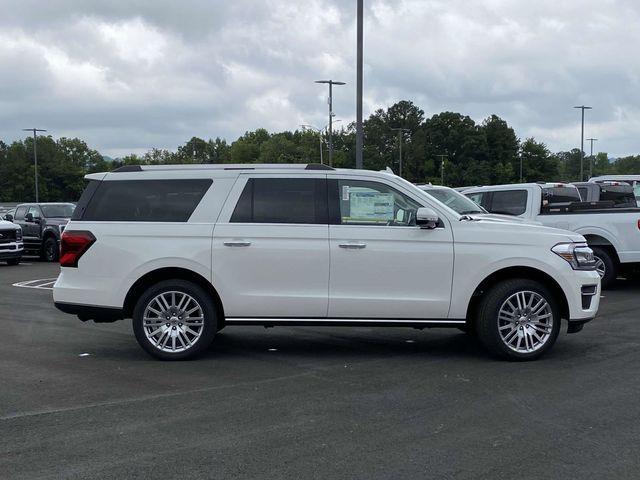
[342, 185, 350, 201]
[348, 191, 395, 222]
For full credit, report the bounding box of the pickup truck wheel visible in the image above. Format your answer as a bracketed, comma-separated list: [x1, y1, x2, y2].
[42, 238, 59, 262]
[133, 279, 218, 360]
[591, 247, 616, 289]
[132, 279, 217, 360]
[6, 258, 20, 266]
[475, 279, 560, 361]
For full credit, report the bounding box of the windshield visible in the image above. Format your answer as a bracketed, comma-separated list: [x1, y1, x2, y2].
[422, 187, 485, 214]
[41, 204, 76, 218]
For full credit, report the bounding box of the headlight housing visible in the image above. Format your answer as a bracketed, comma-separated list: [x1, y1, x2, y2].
[552, 243, 596, 270]
[15, 228, 22, 241]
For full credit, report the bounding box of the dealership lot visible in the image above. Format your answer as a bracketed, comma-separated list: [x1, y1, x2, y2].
[1, 262, 639, 479]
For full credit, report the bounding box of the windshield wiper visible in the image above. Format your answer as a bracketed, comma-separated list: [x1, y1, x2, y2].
[459, 210, 483, 215]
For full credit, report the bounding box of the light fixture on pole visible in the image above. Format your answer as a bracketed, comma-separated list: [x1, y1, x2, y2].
[22, 128, 47, 202]
[436, 154, 448, 185]
[315, 80, 346, 166]
[390, 127, 410, 177]
[586, 137, 598, 178]
[573, 105, 592, 181]
[301, 121, 341, 165]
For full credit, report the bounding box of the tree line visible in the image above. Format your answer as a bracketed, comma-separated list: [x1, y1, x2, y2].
[1, 100, 639, 202]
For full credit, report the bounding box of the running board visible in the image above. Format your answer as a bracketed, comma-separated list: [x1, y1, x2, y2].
[224, 318, 466, 328]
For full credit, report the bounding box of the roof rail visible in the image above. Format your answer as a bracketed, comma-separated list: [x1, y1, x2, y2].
[112, 165, 142, 172]
[305, 163, 334, 170]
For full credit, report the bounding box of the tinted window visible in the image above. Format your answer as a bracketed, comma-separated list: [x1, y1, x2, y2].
[41, 204, 75, 218]
[231, 178, 327, 224]
[82, 179, 212, 222]
[336, 180, 421, 226]
[599, 186, 637, 207]
[14, 206, 27, 221]
[542, 187, 581, 205]
[489, 190, 528, 216]
[577, 187, 589, 201]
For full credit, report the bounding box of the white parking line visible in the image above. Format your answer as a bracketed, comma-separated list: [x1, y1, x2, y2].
[12, 278, 58, 290]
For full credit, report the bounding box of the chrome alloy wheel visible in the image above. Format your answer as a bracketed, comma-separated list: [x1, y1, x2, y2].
[143, 291, 204, 353]
[594, 256, 606, 279]
[497, 291, 553, 353]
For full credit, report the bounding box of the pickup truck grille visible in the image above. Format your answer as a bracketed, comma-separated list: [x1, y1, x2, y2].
[0, 229, 17, 243]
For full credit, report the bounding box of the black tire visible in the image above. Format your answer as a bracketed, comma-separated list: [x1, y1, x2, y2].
[6, 258, 20, 266]
[475, 279, 561, 361]
[591, 247, 616, 289]
[132, 279, 218, 360]
[42, 237, 59, 262]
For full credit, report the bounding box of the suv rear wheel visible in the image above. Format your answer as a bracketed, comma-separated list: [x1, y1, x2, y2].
[132, 279, 218, 360]
[475, 279, 561, 361]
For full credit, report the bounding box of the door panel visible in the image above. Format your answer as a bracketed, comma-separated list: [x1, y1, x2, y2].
[212, 174, 330, 318]
[328, 178, 454, 319]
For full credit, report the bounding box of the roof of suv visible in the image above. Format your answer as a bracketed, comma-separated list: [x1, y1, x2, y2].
[111, 163, 335, 172]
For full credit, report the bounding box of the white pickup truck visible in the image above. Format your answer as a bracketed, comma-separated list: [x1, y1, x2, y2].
[464, 182, 640, 288]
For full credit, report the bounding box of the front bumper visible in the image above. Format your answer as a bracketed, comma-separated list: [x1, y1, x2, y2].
[0, 242, 23, 260]
[564, 270, 600, 332]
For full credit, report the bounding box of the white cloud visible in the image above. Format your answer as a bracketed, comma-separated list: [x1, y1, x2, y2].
[1, 0, 639, 157]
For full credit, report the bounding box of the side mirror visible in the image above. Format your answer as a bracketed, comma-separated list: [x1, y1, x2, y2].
[25, 212, 34, 222]
[3, 214, 13, 222]
[416, 207, 440, 229]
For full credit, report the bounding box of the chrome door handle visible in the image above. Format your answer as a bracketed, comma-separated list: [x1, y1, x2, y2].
[223, 241, 252, 247]
[338, 242, 367, 249]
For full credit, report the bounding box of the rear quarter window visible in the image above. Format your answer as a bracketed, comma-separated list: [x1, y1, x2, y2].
[81, 179, 212, 222]
[489, 190, 528, 216]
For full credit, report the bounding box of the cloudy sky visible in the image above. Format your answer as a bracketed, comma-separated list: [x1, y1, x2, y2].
[1, 0, 639, 157]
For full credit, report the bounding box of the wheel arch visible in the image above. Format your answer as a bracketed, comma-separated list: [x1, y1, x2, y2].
[123, 267, 225, 324]
[583, 234, 620, 263]
[465, 266, 570, 325]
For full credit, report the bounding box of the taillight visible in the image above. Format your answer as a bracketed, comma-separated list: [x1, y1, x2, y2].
[60, 231, 96, 267]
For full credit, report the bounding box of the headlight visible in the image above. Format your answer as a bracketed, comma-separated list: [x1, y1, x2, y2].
[15, 229, 22, 241]
[552, 243, 596, 270]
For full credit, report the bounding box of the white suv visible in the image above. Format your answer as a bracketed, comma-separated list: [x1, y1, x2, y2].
[53, 164, 600, 361]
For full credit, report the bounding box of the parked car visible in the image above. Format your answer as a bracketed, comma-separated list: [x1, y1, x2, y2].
[54, 164, 600, 361]
[0, 219, 23, 265]
[10, 203, 75, 261]
[572, 181, 637, 207]
[589, 175, 640, 206]
[464, 182, 640, 287]
[417, 184, 538, 224]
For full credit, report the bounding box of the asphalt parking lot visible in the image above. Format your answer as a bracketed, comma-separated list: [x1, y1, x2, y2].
[1, 262, 639, 479]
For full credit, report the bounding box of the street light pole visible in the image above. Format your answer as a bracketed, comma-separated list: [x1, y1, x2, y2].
[355, 0, 364, 169]
[22, 128, 47, 202]
[586, 137, 598, 178]
[315, 80, 345, 166]
[574, 105, 592, 181]
[436, 154, 448, 185]
[391, 128, 410, 177]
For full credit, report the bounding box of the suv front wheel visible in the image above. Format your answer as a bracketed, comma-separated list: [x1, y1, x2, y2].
[475, 279, 561, 361]
[132, 279, 218, 360]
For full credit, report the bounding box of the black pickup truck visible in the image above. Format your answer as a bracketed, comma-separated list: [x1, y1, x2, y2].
[4, 203, 75, 261]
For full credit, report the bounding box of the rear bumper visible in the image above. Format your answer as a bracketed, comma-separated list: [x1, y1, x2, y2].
[54, 302, 125, 323]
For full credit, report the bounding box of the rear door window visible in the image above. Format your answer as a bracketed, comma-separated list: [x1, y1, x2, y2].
[81, 179, 212, 222]
[231, 178, 327, 224]
[489, 190, 528, 216]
